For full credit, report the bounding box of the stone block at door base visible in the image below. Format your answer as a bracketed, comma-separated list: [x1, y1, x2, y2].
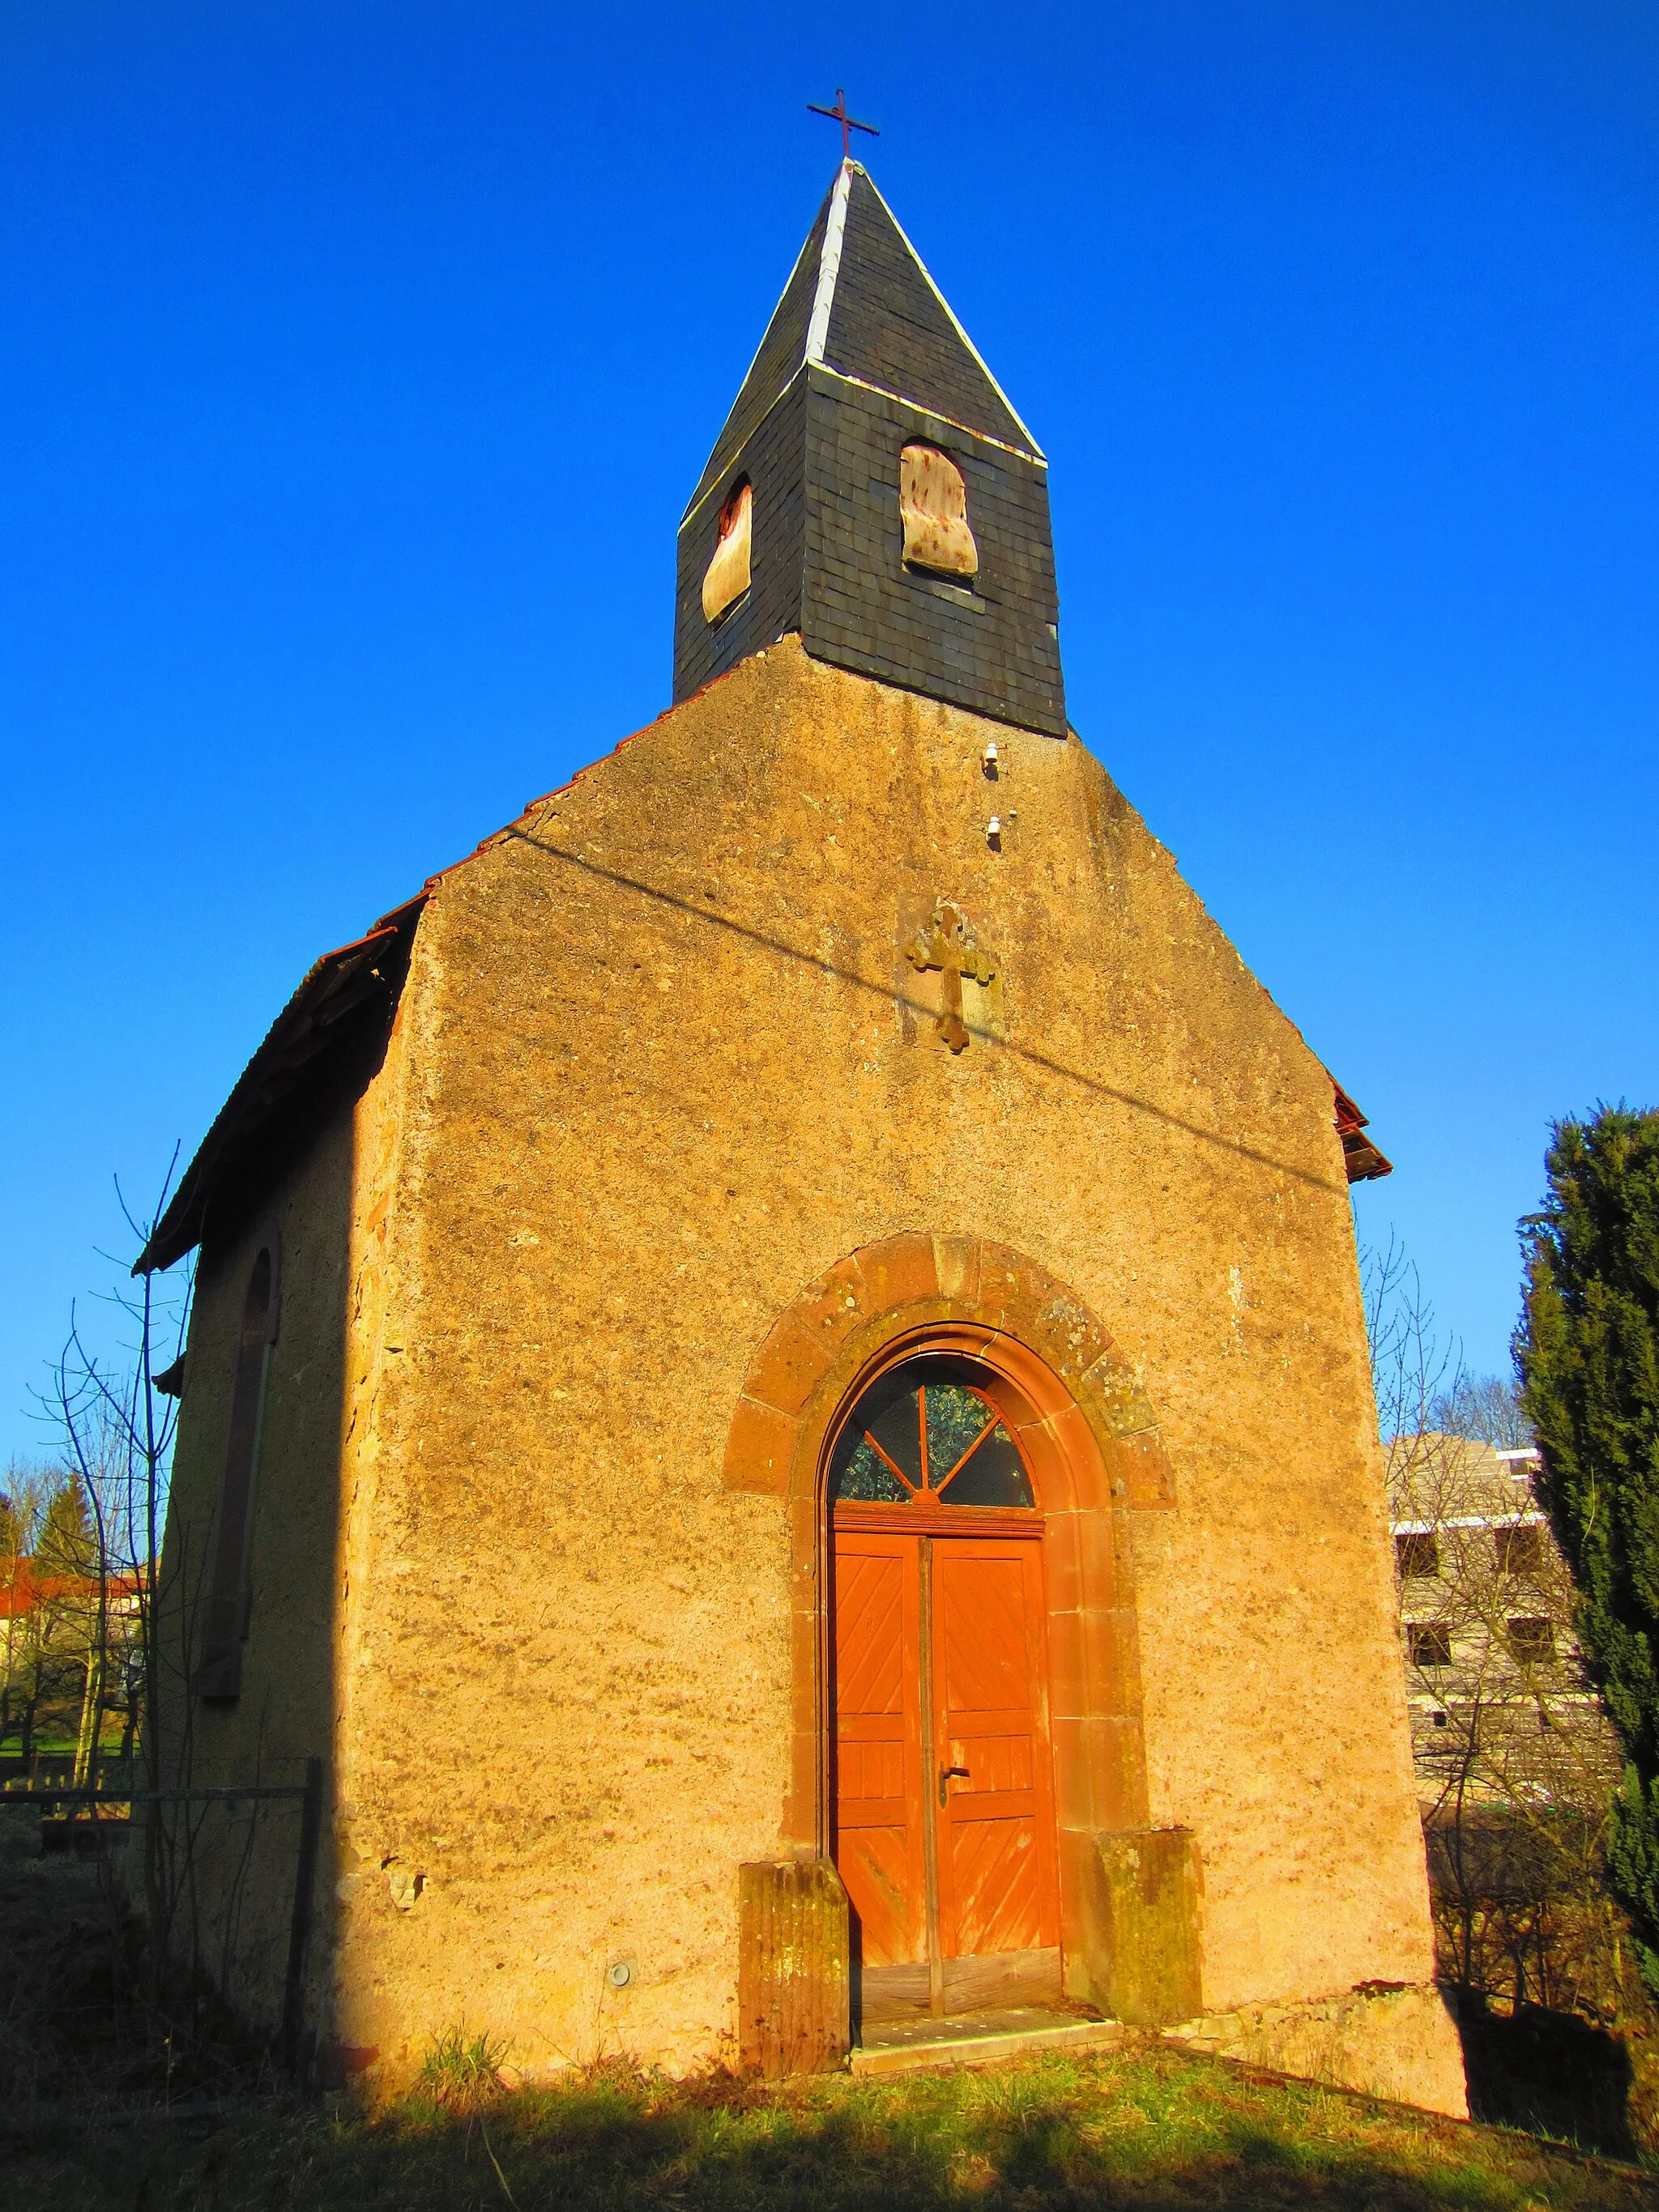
[738, 1859, 851, 2078]
[1064, 1827, 1204, 2026]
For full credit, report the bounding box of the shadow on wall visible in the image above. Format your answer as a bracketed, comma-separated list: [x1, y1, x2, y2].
[1451, 1992, 1642, 2162]
[151, 978, 386, 2058]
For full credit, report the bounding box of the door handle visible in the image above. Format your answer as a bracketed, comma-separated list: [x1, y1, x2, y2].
[939, 1765, 970, 1806]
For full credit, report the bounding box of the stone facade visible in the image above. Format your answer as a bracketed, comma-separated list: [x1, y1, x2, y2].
[156, 637, 1465, 2112]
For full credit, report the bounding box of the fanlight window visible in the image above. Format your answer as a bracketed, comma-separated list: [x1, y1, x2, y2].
[702, 477, 753, 624]
[899, 443, 978, 582]
[830, 1362, 1034, 1508]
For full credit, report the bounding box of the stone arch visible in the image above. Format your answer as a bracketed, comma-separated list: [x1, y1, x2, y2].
[723, 1232, 1178, 2010]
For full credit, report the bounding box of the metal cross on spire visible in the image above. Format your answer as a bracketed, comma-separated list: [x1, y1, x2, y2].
[807, 87, 879, 160]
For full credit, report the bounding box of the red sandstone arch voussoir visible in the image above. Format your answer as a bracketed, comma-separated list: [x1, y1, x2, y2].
[722, 1232, 1176, 1511]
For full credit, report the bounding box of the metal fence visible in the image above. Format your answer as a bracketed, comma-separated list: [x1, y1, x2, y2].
[0, 1757, 324, 2075]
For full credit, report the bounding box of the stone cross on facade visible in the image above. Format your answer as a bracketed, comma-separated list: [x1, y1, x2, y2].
[905, 900, 997, 1054]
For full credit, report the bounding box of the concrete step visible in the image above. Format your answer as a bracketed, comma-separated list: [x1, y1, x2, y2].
[851, 2007, 1126, 2077]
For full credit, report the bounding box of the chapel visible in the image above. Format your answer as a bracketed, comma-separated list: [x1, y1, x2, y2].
[143, 160, 1465, 2112]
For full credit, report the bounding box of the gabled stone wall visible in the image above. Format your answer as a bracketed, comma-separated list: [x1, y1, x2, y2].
[157, 639, 1460, 2113]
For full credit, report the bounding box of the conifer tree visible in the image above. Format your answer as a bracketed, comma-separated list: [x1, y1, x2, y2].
[36, 1475, 95, 1579]
[1517, 1104, 1659, 1982]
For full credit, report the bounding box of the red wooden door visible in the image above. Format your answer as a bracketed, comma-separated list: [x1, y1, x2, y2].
[831, 1532, 927, 1968]
[833, 1525, 1059, 2013]
[931, 1539, 1060, 1963]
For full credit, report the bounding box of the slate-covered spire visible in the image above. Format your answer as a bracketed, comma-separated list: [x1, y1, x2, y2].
[674, 163, 1066, 738]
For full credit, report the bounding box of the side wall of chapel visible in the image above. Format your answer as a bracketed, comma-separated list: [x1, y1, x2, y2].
[151, 985, 412, 2048]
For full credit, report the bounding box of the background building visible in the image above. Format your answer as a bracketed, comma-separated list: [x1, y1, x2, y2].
[1389, 1434, 1623, 2016]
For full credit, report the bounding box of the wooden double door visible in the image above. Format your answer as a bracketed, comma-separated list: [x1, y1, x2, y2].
[832, 1524, 1061, 2021]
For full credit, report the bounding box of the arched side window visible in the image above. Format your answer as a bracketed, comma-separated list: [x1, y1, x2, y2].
[195, 1234, 281, 1701]
[829, 1357, 1034, 1510]
[702, 476, 753, 624]
[898, 444, 978, 582]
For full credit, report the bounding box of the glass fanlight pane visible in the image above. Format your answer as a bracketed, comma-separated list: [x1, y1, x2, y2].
[936, 1422, 1034, 1508]
[830, 1362, 1037, 1511]
[924, 1382, 995, 1489]
[830, 1431, 911, 1503]
[860, 1381, 923, 1490]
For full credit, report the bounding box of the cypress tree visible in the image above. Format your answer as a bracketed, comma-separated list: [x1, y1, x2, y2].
[1516, 1104, 1659, 1983]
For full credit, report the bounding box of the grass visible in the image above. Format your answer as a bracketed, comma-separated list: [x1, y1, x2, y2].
[5, 2042, 1657, 2212]
[416, 2025, 512, 2112]
[0, 1733, 81, 1762]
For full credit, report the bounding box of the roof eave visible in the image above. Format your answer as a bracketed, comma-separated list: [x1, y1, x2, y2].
[135, 897, 426, 1275]
[1332, 1077, 1393, 1184]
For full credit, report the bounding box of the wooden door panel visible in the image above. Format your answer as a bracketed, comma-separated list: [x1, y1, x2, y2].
[932, 1541, 1059, 1963]
[838, 1826, 923, 1970]
[835, 1551, 906, 1716]
[836, 1736, 907, 1812]
[938, 1557, 1034, 1711]
[948, 1814, 1049, 1957]
[832, 1535, 927, 1968]
[942, 1727, 1035, 1799]
[940, 1946, 1063, 2013]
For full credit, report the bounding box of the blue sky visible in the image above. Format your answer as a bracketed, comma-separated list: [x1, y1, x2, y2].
[3, 2, 1656, 1460]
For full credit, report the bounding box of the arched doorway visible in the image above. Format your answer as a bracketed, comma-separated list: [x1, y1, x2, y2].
[723, 1234, 1178, 2047]
[829, 1351, 1061, 2022]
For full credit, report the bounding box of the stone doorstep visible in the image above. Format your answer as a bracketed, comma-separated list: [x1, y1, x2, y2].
[850, 2009, 1128, 2077]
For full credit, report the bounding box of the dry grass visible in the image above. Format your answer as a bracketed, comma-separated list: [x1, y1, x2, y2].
[0, 1801, 146, 2103]
[5, 2042, 1657, 2212]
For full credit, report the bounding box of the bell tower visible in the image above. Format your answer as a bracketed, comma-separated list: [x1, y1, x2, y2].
[673, 161, 1067, 738]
